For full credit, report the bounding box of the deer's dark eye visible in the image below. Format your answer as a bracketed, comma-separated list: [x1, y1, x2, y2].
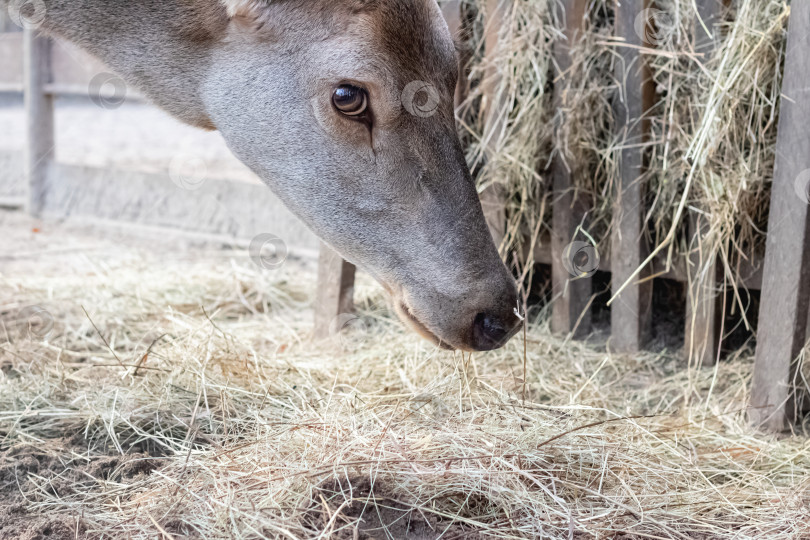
[332, 85, 368, 116]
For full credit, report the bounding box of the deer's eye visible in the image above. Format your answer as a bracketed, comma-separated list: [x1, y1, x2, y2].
[332, 85, 368, 116]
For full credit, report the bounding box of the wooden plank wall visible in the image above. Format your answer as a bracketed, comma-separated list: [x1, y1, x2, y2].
[550, 0, 591, 338]
[610, 0, 654, 352]
[18, 30, 319, 249]
[750, 1, 810, 432]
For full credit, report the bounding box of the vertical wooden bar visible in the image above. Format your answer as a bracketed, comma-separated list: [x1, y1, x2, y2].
[551, 0, 591, 338]
[685, 0, 724, 366]
[610, 0, 654, 352]
[23, 28, 53, 217]
[314, 242, 356, 339]
[750, 2, 810, 432]
[480, 0, 510, 249]
[685, 212, 720, 365]
[0, 9, 13, 32]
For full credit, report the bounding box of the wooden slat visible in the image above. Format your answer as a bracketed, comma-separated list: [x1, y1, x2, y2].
[685, 0, 725, 366]
[533, 235, 763, 289]
[43, 82, 144, 100]
[313, 243, 357, 339]
[480, 0, 510, 249]
[685, 212, 721, 365]
[551, 0, 591, 338]
[610, 0, 654, 352]
[23, 29, 53, 218]
[750, 3, 810, 432]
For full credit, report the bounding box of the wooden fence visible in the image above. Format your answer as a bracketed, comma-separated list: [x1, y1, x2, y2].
[4, 1, 809, 432]
[0, 28, 319, 253]
[315, 0, 810, 432]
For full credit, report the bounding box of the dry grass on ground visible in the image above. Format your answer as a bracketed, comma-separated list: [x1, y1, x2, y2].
[1, 218, 808, 539]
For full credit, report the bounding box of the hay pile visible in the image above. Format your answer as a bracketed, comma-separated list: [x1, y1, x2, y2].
[2, 230, 809, 538]
[461, 0, 789, 296]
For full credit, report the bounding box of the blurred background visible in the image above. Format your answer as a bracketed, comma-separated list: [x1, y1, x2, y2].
[0, 11, 319, 255]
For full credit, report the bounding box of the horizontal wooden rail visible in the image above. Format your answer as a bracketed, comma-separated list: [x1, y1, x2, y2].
[528, 236, 763, 290]
[0, 82, 145, 101]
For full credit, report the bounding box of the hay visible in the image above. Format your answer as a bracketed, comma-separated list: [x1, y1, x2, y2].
[2, 234, 809, 538]
[460, 0, 789, 307]
[645, 0, 787, 278]
[0, 2, 806, 536]
[460, 0, 556, 260]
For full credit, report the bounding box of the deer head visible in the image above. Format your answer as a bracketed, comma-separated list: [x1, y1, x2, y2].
[203, 0, 520, 350]
[26, 0, 522, 351]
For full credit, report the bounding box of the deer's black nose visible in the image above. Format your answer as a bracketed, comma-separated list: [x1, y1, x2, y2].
[471, 310, 520, 351]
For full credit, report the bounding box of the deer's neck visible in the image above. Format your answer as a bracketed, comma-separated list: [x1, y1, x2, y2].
[28, 0, 229, 129]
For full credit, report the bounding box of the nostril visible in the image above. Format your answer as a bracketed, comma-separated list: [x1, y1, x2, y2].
[472, 312, 511, 351]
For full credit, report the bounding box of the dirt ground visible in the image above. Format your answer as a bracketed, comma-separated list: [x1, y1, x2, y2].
[0, 211, 314, 539]
[0, 440, 161, 539]
[0, 439, 469, 539]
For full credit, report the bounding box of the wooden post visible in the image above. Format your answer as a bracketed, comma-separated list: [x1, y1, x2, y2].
[314, 242, 356, 339]
[480, 0, 510, 249]
[750, 2, 810, 432]
[610, 0, 654, 352]
[684, 0, 724, 366]
[23, 28, 53, 217]
[0, 9, 14, 32]
[551, 0, 591, 338]
[685, 212, 721, 365]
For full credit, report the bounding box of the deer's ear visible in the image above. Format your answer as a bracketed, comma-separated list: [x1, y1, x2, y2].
[219, 0, 278, 38]
[220, 0, 271, 18]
